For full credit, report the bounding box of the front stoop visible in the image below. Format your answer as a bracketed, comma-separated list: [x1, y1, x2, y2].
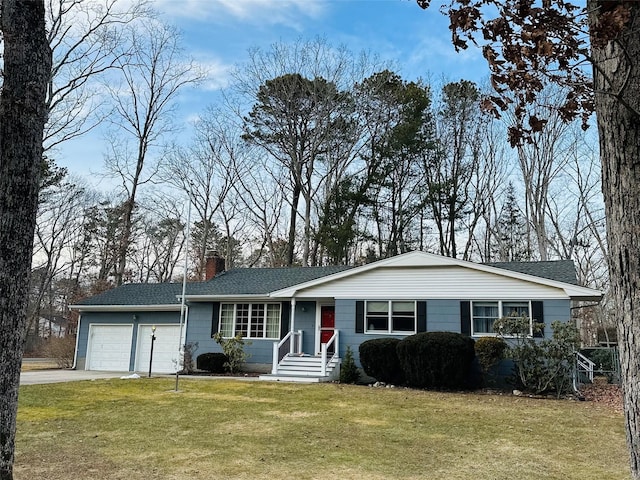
[259, 354, 341, 383]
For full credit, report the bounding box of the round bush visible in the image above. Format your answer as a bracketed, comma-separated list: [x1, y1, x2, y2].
[359, 338, 404, 384]
[475, 336, 507, 373]
[197, 352, 228, 373]
[397, 332, 476, 390]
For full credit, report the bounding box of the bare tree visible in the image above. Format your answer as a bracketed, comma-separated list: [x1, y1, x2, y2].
[161, 108, 241, 277]
[103, 18, 202, 285]
[44, 0, 153, 150]
[128, 195, 186, 283]
[423, 80, 486, 259]
[546, 129, 607, 285]
[234, 154, 291, 267]
[462, 117, 510, 261]
[28, 177, 87, 345]
[0, 1, 51, 478]
[510, 85, 575, 260]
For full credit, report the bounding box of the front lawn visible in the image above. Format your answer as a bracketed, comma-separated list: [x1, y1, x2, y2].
[15, 379, 627, 479]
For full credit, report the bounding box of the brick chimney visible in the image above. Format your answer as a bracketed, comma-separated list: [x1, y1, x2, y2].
[205, 251, 226, 280]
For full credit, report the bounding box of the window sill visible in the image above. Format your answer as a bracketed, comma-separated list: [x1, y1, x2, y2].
[364, 331, 416, 336]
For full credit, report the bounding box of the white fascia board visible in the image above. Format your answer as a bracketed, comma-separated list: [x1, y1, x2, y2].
[269, 250, 603, 301]
[68, 304, 181, 312]
[181, 294, 271, 302]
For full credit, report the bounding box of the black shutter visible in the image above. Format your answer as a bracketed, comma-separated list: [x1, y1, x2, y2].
[211, 302, 221, 337]
[417, 301, 427, 333]
[532, 301, 544, 338]
[280, 301, 291, 338]
[460, 301, 471, 336]
[355, 301, 365, 333]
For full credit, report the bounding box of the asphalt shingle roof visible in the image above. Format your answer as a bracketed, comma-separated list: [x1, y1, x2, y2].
[486, 260, 578, 285]
[75, 266, 352, 306]
[187, 266, 353, 296]
[75, 260, 578, 307]
[75, 283, 184, 306]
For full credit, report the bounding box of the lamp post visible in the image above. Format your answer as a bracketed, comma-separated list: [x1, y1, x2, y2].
[148, 325, 156, 378]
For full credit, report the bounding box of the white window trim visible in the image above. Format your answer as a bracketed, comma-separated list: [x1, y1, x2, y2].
[364, 300, 417, 335]
[470, 300, 533, 337]
[219, 302, 281, 340]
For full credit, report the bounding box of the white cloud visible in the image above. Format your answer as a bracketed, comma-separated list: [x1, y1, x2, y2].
[405, 33, 486, 81]
[153, 0, 326, 28]
[197, 57, 235, 91]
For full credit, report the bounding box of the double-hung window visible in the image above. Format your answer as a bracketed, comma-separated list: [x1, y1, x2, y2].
[471, 300, 531, 336]
[219, 303, 281, 339]
[365, 300, 416, 334]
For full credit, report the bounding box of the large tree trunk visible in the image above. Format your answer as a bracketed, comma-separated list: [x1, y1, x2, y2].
[286, 184, 301, 267]
[589, 1, 640, 477]
[0, 1, 51, 479]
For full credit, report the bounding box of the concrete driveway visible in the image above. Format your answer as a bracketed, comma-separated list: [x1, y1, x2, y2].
[20, 369, 127, 385]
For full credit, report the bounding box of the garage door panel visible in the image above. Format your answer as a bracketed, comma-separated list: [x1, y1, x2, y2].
[87, 325, 133, 371]
[135, 325, 180, 374]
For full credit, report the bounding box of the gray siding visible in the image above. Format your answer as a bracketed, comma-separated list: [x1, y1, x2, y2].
[188, 301, 301, 368]
[541, 299, 571, 330]
[293, 301, 317, 354]
[336, 299, 432, 367]
[185, 302, 216, 360]
[334, 298, 571, 368]
[76, 310, 180, 370]
[77, 298, 572, 372]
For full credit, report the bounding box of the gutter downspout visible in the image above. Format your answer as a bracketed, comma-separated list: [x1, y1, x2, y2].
[72, 313, 81, 370]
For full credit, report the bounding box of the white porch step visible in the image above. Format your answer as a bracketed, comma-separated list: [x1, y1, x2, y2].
[260, 354, 341, 383]
[258, 374, 330, 383]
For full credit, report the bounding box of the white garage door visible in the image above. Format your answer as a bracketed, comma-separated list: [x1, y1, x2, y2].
[135, 324, 181, 374]
[87, 325, 133, 371]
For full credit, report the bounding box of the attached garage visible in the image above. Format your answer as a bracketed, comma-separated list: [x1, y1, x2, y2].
[134, 324, 181, 374]
[86, 324, 133, 371]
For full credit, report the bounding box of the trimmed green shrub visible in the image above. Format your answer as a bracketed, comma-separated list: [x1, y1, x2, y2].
[359, 337, 404, 384]
[493, 319, 580, 397]
[197, 352, 228, 373]
[339, 346, 360, 384]
[212, 333, 252, 373]
[397, 332, 476, 390]
[475, 336, 508, 373]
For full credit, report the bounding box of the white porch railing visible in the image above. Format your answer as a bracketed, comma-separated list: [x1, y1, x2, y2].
[576, 351, 595, 383]
[271, 330, 303, 374]
[320, 330, 339, 377]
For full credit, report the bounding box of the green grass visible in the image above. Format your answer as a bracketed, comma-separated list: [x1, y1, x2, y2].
[15, 379, 628, 479]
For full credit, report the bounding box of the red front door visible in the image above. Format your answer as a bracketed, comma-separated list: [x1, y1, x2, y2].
[320, 305, 335, 354]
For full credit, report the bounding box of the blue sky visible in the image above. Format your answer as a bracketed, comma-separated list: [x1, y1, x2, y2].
[58, 0, 491, 182]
